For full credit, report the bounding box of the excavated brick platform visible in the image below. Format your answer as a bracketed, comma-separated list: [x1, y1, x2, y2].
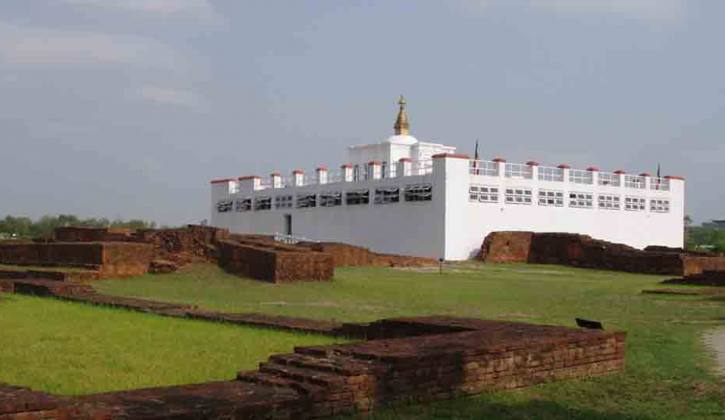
[238, 317, 625, 417]
[0, 315, 625, 419]
[1, 284, 626, 418]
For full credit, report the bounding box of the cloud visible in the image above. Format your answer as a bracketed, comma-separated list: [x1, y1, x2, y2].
[0, 22, 183, 69]
[530, 0, 684, 21]
[63, 0, 220, 22]
[136, 85, 207, 111]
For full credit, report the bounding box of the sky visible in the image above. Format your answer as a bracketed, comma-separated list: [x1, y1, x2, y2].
[0, 0, 723, 225]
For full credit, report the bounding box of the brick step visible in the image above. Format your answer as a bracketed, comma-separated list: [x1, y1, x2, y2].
[269, 352, 378, 376]
[237, 370, 326, 399]
[9, 279, 95, 297]
[0, 268, 100, 282]
[259, 362, 350, 389]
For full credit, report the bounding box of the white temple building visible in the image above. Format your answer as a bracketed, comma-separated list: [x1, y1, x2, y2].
[211, 97, 685, 260]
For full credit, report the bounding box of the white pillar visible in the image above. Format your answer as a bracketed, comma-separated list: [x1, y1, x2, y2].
[341, 164, 353, 182]
[368, 161, 382, 180]
[614, 170, 626, 188]
[558, 164, 571, 184]
[587, 167, 600, 185]
[640, 172, 651, 190]
[493, 157, 506, 178]
[271, 172, 282, 189]
[527, 161, 539, 180]
[316, 167, 328, 185]
[292, 170, 305, 187]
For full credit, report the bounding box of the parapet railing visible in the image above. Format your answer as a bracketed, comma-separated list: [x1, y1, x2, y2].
[219, 159, 435, 193]
[469, 160, 674, 192]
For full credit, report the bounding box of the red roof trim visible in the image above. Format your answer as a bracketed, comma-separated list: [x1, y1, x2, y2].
[432, 153, 470, 159]
[316, 166, 328, 171]
[557, 164, 570, 169]
[586, 166, 600, 172]
[613, 170, 626, 175]
[367, 160, 382, 165]
[340, 164, 353, 169]
[492, 157, 506, 163]
[270, 172, 281, 177]
[238, 175, 260, 181]
[398, 157, 412, 162]
[210, 178, 234, 184]
[665, 175, 685, 181]
[639, 172, 651, 177]
[526, 161, 540, 166]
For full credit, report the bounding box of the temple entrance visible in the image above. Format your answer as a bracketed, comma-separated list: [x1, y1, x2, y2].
[284, 214, 292, 235]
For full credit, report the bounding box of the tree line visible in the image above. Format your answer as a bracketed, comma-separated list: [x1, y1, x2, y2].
[0, 214, 158, 239]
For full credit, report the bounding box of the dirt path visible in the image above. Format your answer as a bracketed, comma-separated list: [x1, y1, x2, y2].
[705, 327, 725, 376]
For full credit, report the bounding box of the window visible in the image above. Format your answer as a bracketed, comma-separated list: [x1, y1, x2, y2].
[504, 163, 533, 179]
[404, 184, 432, 202]
[254, 196, 272, 211]
[598, 194, 620, 210]
[296, 193, 317, 208]
[625, 175, 646, 189]
[538, 167, 564, 182]
[275, 195, 293, 209]
[625, 196, 646, 211]
[217, 199, 233, 213]
[234, 198, 251, 212]
[346, 189, 369, 205]
[538, 189, 564, 207]
[469, 185, 499, 203]
[381, 161, 388, 178]
[569, 192, 593, 208]
[229, 182, 239, 194]
[569, 169, 593, 185]
[505, 188, 533, 205]
[320, 191, 342, 207]
[353, 165, 360, 181]
[375, 186, 400, 204]
[650, 199, 670, 213]
[598, 172, 621, 187]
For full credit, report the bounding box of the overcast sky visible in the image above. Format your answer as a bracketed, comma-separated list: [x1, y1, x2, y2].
[0, 0, 722, 225]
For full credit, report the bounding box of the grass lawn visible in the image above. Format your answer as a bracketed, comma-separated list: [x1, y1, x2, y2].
[94, 263, 725, 419]
[0, 294, 342, 395]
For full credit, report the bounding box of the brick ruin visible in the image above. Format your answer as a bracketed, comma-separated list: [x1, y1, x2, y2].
[0, 226, 439, 284]
[0, 276, 626, 419]
[478, 231, 725, 276]
[662, 270, 725, 287]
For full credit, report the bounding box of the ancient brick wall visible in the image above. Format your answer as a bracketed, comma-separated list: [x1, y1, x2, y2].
[681, 256, 725, 277]
[218, 240, 333, 283]
[0, 242, 152, 278]
[663, 270, 725, 287]
[476, 231, 534, 263]
[53, 227, 134, 242]
[477, 231, 700, 275]
[300, 242, 438, 268]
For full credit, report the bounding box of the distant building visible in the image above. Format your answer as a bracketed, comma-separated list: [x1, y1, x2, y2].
[210, 97, 685, 260]
[704, 220, 725, 229]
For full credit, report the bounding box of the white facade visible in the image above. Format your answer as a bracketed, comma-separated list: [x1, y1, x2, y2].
[210, 100, 685, 260]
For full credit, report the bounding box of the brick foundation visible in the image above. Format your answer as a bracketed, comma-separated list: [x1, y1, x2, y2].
[218, 239, 334, 283]
[662, 270, 725, 287]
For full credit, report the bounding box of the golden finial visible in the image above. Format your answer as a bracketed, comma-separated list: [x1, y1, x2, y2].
[394, 95, 410, 135]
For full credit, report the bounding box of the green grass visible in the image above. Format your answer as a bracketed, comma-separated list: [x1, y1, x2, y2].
[94, 263, 725, 419]
[0, 294, 342, 395]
